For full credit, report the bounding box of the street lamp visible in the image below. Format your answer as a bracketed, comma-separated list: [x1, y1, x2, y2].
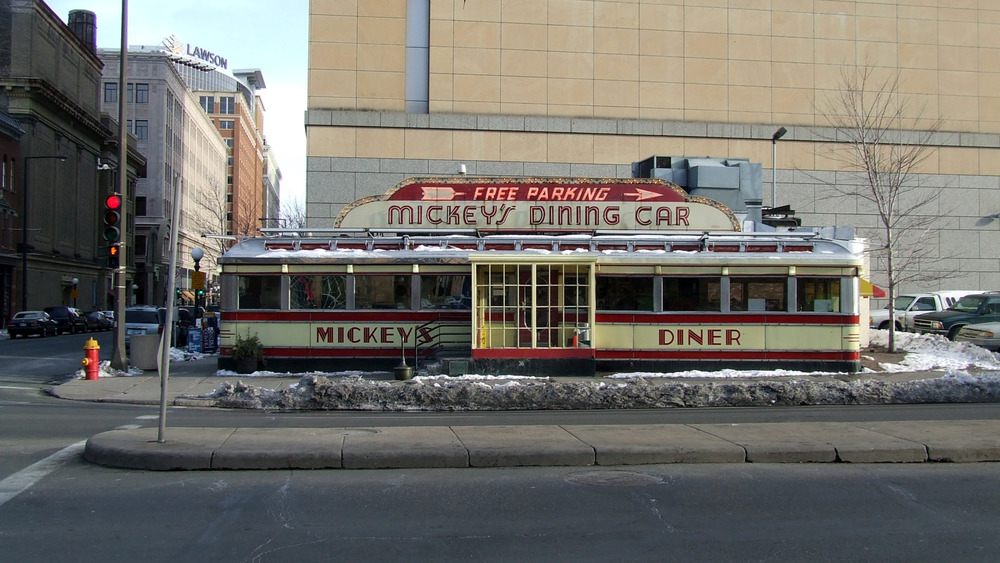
[771, 127, 787, 208]
[191, 247, 203, 312]
[71, 277, 79, 307]
[131, 283, 138, 306]
[21, 155, 67, 311]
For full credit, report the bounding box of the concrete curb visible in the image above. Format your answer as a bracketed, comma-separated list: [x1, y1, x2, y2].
[83, 420, 1000, 471]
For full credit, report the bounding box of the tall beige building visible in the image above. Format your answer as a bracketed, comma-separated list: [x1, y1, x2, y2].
[306, 1, 1000, 292]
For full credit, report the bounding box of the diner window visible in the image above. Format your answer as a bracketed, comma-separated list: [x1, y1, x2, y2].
[355, 275, 410, 309]
[290, 275, 346, 309]
[663, 277, 722, 311]
[419, 275, 470, 309]
[730, 277, 787, 312]
[596, 277, 654, 311]
[238, 275, 281, 309]
[797, 278, 841, 312]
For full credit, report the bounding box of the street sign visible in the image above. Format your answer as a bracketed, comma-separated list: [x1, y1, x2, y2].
[191, 270, 206, 290]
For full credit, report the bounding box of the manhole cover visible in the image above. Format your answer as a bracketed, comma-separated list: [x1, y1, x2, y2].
[565, 470, 663, 487]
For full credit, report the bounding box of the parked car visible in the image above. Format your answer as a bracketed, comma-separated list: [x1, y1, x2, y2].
[7, 311, 58, 338]
[124, 306, 165, 347]
[84, 310, 113, 331]
[43, 306, 89, 334]
[870, 291, 980, 331]
[913, 292, 1000, 340]
[955, 322, 1000, 351]
[102, 310, 116, 328]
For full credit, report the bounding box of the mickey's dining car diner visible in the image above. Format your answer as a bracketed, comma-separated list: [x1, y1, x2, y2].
[217, 177, 866, 376]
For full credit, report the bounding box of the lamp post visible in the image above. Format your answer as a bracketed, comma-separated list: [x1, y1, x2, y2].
[21, 155, 67, 311]
[71, 277, 79, 307]
[771, 127, 787, 208]
[191, 247, 203, 313]
[131, 283, 138, 306]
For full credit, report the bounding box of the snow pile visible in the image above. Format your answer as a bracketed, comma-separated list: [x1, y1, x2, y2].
[207, 331, 1000, 411]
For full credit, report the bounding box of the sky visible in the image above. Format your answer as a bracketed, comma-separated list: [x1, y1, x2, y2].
[43, 0, 308, 208]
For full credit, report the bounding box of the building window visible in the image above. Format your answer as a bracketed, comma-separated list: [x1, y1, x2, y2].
[797, 278, 842, 312]
[104, 83, 117, 103]
[238, 276, 281, 309]
[356, 275, 411, 309]
[225, 139, 234, 148]
[135, 196, 147, 216]
[134, 120, 148, 140]
[596, 277, 653, 311]
[200, 95, 215, 113]
[219, 96, 236, 114]
[663, 277, 722, 312]
[290, 275, 347, 309]
[219, 120, 235, 130]
[134, 83, 149, 104]
[730, 277, 787, 312]
[419, 275, 470, 309]
[134, 235, 147, 257]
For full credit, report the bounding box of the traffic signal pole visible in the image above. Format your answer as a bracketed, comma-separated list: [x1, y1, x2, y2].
[110, 1, 128, 372]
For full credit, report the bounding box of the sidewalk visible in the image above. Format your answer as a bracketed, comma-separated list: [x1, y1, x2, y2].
[51, 359, 1000, 470]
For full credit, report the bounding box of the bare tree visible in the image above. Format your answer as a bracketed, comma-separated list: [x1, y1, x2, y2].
[819, 62, 945, 352]
[280, 197, 307, 230]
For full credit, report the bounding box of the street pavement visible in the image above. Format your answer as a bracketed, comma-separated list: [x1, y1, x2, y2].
[49, 358, 1000, 470]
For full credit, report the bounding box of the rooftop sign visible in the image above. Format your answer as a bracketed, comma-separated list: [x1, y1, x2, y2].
[161, 35, 228, 70]
[335, 178, 741, 232]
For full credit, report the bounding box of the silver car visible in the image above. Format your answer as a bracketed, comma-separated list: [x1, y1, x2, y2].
[955, 322, 1000, 351]
[123, 306, 164, 347]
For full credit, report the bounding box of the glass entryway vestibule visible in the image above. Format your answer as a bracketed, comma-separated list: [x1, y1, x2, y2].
[472, 260, 595, 350]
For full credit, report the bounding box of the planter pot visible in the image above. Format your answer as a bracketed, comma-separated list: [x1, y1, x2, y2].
[235, 357, 258, 374]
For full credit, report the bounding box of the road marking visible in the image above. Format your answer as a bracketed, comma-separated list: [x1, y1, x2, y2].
[135, 415, 159, 420]
[0, 440, 87, 508]
[0, 386, 37, 390]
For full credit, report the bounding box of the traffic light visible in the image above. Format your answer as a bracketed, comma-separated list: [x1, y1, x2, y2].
[108, 243, 120, 268]
[103, 193, 121, 243]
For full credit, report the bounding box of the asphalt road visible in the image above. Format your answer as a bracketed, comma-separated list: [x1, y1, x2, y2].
[3, 338, 1000, 561]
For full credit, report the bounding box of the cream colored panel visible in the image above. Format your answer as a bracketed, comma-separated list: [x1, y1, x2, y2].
[729, 34, 771, 62]
[455, 21, 501, 49]
[593, 134, 640, 165]
[405, 129, 454, 160]
[548, 52, 595, 80]
[684, 58, 727, 85]
[500, 131, 547, 162]
[638, 4, 684, 32]
[311, 15, 358, 43]
[454, 47, 501, 75]
[454, 74, 501, 103]
[501, 76, 548, 105]
[685, 32, 728, 60]
[939, 46, 978, 72]
[501, 23, 548, 51]
[453, 130, 501, 160]
[596, 28, 640, 56]
[548, 77, 595, 106]
[899, 43, 939, 70]
[729, 8, 772, 36]
[639, 30, 685, 58]
[548, 133, 594, 163]
[549, 0, 594, 26]
[857, 15, 897, 43]
[937, 146, 979, 175]
[309, 69, 357, 99]
[357, 71, 405, 102]
[549, 25, 595, 54]
[595, 53, 639, 81]
[685, 5, 728, 34]
[501, 0, 547, 25]
[730, 60, 772, 87]
[359, 17, 405, 45]
[310, 43, 358, 71]
[357, 128, 404, 159]
[307, 127, 356, 158]
[358, 44, 405, 72]
[595, 1, 638, 28]
[772, 10, 814, 38]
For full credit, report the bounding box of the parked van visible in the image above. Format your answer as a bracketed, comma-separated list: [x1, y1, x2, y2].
[870, 291, 981, 331]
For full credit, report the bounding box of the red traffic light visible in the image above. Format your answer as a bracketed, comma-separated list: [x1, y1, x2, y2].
[105, 194, 121, 210]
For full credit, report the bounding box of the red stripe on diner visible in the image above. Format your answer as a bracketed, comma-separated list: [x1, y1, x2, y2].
[597, 350, 860, 361]
[597, 313, 860, 325]
[226, 311, 471, 322]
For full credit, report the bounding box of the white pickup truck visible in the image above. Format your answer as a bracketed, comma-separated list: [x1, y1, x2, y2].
[869, 291, 981, 331]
